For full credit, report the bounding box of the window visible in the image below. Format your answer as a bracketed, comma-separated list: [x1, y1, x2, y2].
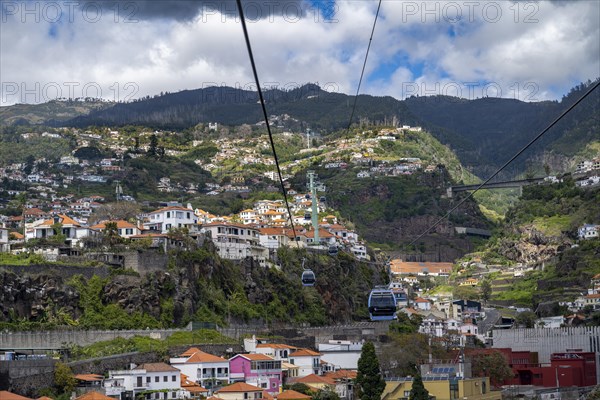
[126, 228, 133, 235]
[404, 391, 411, 397]
[164, 375, 168, 382]
[172, 375, 176, 381]
[187, 212, 190, 219]
[147, 377, 151, 383]
[167, 212, 171, 218]
[155, 376, 159, 382]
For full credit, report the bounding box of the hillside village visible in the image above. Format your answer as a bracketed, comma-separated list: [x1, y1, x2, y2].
[1, 125, 600, 400]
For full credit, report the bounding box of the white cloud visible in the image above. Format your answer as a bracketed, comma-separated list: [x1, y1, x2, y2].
[1, 0, 598, 105]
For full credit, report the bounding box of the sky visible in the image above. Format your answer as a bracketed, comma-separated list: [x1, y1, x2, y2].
[1, 0, 599, 106]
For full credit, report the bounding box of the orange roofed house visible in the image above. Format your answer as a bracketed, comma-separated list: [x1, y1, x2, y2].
[103, 362, 183, 398]
[24, 214, 98, 247]
[215, 382, 264, 400]
[170, 347, 230, 391]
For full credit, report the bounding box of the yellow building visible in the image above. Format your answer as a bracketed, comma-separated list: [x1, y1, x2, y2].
[382, 377, 501, 400]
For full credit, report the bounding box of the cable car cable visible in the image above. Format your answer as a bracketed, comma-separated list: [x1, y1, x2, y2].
[345, 0, 383, 135]
[408, 80, 600, 247]
[236, 0, 299, 247]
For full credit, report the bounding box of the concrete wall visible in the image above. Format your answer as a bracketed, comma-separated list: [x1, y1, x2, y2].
[0, 359, 56, 395]
[0, 264, 109, 280]
[0, 328, 188, 350]
[121, 250, 169, 274]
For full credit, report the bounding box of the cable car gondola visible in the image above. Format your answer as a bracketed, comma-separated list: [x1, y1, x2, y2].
[368, 287, 397, 321]
[301, 258, 316, 287]
[328, 245, 338, 256]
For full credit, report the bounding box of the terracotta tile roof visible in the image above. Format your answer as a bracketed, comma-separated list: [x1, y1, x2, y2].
[186, 350, 228, 363]
[181, 374, 209, 393]
[256, 343, 296, 350]
[10, 232, 24, 239]
[138, 362, 179, 372]
[414, 297, 430, 303]
[325, 370, 357, 380]
[75, 392, 113, 400]
[216, 382, 263, 393]
[0, 392, 33, 400]
[390, 260, 453, 275]
[262, 391, 275, 400]
[130, 233, 167, 238]
[40, 214, 81, 227]
[277, 390, 311, 400]
[37, 397, 53, 400]
[90, 220, 137, 229]
[258, 228, 292, 236]
[74, 374, 104, 382]
[180, 347, 202, 357]
[303, 229, 334, 239]
[295, 374, 335, 385]
[236, 353, 274, 361]
[585, 294, 600, 299]
[290, 349, 320, 357]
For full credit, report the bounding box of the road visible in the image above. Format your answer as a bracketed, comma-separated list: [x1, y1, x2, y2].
[478, 307, 501, 334]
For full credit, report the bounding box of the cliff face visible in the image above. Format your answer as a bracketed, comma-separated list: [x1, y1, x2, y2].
[0, 245, 387, 329]
[497, 225, 573, 265]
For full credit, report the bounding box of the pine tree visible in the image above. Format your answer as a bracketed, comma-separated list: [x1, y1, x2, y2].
[409, 372, 429, 400]
[356, 341, 386, 400]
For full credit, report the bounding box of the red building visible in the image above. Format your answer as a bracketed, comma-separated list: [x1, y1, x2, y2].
[469, 349, 596, 388]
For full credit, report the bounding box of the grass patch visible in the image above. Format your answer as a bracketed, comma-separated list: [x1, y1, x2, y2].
[69, 329, 236, 360]
[532, 215, 572, 236]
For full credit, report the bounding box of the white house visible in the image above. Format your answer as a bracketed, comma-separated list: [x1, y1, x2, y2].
[0, 227, 9, 252]
[258, 227, 294, 250]
[255, 343, 297, 361]
[144, 205, 198, 233]
[414, 297, 431, 311]
[25, 214, 96, 247]
[289, 348, 321, 377]
[202, 222, 268, 266]
[317, 340, 363, 370]
[170, 347, 230, 391]
[90, 220, 140, 239]
[104, 362, 184, 399]
[578, 224, 599, 240]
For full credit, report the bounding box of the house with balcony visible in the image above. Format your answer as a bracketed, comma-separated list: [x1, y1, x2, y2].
[25, 214, 96, 247]
[229, 353, 282, 393]
[103, 362, 183, 399]
[170, 347, 230, 391]
[202, 222, 268, 266]
[143, 205, 198, 233]
[289, 349, 322, 377]
[255, 343, 297, 361]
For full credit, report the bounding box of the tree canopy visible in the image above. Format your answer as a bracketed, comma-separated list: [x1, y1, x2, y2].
[356, 341, 386, 400]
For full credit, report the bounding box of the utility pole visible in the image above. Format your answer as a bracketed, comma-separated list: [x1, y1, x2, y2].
[307, 171, 319, 246]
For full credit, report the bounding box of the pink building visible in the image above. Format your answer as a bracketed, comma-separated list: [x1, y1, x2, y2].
[229, 353, 282, 394]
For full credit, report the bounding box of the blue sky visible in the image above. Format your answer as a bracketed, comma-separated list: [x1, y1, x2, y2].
[1, 0, 598, 105]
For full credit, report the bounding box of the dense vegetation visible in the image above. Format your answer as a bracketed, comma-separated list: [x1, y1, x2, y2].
[477, 180, 600, 308]
[0, 244, 387, 330]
